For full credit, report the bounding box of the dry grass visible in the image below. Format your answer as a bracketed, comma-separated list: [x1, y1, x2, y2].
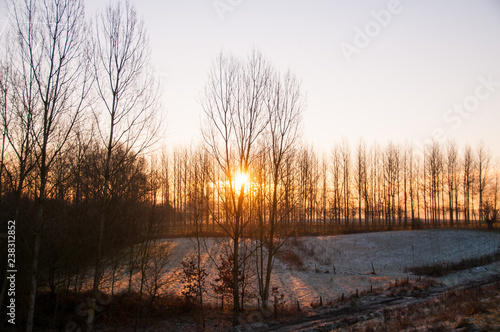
[347, 281, 500, 331]
[406, 249, 500, 277]
[276, 249, 304, 270]
[385, 277, 441, 297]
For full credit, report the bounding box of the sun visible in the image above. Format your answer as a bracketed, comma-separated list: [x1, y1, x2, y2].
[234, 172, 249, 189]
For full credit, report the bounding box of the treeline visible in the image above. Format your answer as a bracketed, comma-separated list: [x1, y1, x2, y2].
[0, 0, 165, 329]
[163, 139, 500, 236]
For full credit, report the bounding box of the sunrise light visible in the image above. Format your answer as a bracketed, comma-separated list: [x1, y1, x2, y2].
[234, 172, 249, 189]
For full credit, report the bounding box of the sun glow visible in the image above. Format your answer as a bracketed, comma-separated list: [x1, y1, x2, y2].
[234, 172, 249, 189]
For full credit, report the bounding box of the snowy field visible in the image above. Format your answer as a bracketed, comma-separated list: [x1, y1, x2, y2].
[103, 230, 500, 309]
[271, 230, 500, 306]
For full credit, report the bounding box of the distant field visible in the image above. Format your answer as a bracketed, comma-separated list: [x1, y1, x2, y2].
[101, 229, 500, 309]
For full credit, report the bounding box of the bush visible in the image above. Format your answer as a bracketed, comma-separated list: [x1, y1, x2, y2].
[277, 249, 303, 269]
[483, 201, 498, 229]
[407, 250, 500, 277]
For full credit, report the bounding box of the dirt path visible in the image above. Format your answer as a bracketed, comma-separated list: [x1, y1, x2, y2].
[256, 274, 500, 332]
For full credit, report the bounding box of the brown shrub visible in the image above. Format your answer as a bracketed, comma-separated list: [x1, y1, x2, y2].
[277, 249, 303, 269]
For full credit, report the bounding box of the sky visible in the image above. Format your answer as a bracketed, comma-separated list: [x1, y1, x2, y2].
[2, 0, 500, 157]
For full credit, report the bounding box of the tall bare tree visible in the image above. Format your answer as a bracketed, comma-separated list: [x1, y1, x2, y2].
[384, 143, 399, 227]
[320, 154, 329, 231]
[355, 139, 367, 228]
[185, 146, 211, 328]
[0, 50, 12, 315]
[492, 163, 499, 215]
[90, 0, 160, 300]
[408, 146, 417, 224]
[463, 145, 474, 226]
[0, 59, 10, 199]
[370, 142, 382, 225]
[7, 0, 90, 329]
[202, 50, 270, 321]
[401, 145, 410, 227]
[426, 141, 442, 226]
[476, 141, 491, 223]
[340, 139, 351, 227]
[331, 146, 342, 228]
[1, 31, 38, 219]
[445, 141, 459, 226]
[256, 69, 303, 309]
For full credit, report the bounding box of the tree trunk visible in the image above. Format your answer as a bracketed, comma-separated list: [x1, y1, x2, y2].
[25, 230, 41, 332]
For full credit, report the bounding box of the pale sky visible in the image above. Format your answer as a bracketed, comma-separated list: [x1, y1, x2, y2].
[2, 0, 500, 156]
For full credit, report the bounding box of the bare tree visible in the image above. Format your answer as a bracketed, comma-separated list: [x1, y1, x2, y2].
[401, 144, 410, 227]
[143, 242, 173, 305]
[7, 0, 90, 329]
[90, 0, 160, 299]
[331, 145, 342, 228]
[355, 139, 367, 228]
[182, 146, 211, 328]
[297, 147, 313, 230]
[426, 141, 442, 226]
[130, 155, 165, 331]
[369, 142, 382, 226]
[463, 145, 474, 226]
[493, 163, 499, 213]
[408, 146, 417, 225]
[384, 143, 399, 227]
[202, 50, 270, 322]
[340, 139, 351, 227]
[445, 141, 459, 227]
[1, 33, 38, 219]
[476, 141, 491, 223]
[320, 154, 329, 231]
[488, 162, 500, 228]
[0, 51, 12, 316]
[256, 69, 303, 309]
[0, 61, 9, 198]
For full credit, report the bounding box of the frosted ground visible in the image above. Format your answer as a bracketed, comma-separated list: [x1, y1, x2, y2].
[269, 229, 500, 306]
[105, 229, 500, 309]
